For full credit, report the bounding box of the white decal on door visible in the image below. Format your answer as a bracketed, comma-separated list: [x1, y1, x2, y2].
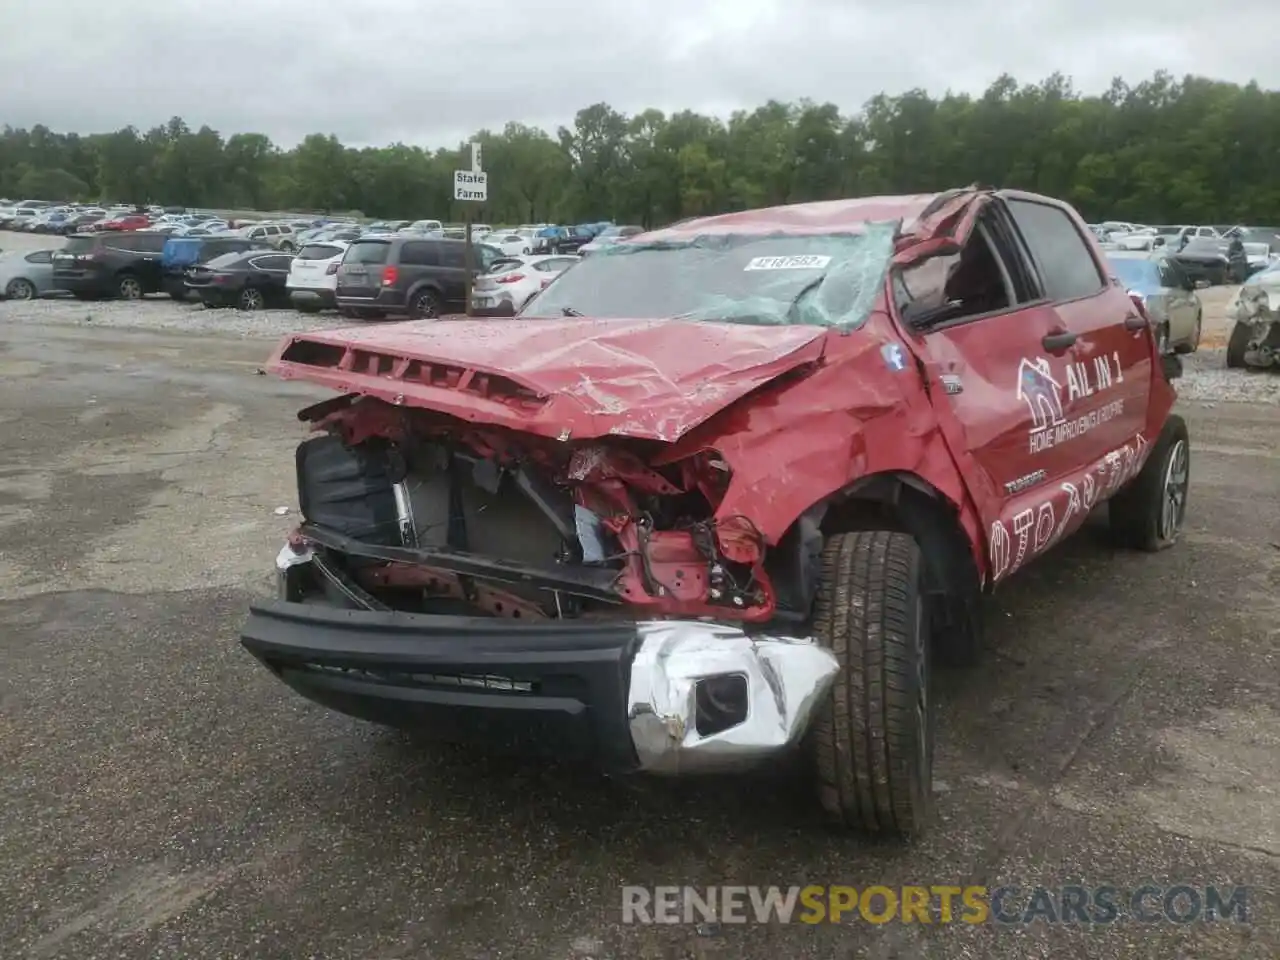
[1018, 354, 1127, 454]
[989, 432, 1150, 584]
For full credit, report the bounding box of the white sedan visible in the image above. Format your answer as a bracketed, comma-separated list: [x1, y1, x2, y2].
[482, 232, 534, 256]
[470, 255, 580, 315]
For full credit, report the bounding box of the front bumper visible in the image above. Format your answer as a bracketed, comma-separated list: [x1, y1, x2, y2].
[242, 550, 839, 774]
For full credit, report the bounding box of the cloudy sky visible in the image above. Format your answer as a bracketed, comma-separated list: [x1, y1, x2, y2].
[2, 0, 1275, 148]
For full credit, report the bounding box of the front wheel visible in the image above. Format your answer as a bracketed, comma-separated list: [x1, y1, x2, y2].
[809, 530, 934, 838]
[1108, 415, 1190, 552]
[410, 289, 440, 319]
[278, 241, 295, 254]
[1225, 321, 1251, 368]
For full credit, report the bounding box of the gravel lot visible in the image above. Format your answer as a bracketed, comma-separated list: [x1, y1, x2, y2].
[0, 229, 1277, 958]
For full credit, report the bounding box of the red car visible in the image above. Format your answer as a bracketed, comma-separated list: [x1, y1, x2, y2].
[96, 213, 150, 232]
[242, 187, 1186, 837]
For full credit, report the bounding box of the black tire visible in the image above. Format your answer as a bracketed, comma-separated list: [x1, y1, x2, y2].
[810, 531, 934, 837]
[294, 302, 321, 314]
[5, 278, 35, 301]
[238, 286, 264, 311]
[168, 290, 187, 302]
[1108, 415, 1190, 552]
[1225, 321, 1251, 369]
[117, 274, 143, 300]
[1174, 311, 1201, 355]
[410, 288, 441, 319]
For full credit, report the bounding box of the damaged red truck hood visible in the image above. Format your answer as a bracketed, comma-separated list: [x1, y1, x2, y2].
[267, 317, 828, 442]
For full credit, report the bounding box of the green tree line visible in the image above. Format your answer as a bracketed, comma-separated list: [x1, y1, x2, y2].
[2, 71, 1277, 226]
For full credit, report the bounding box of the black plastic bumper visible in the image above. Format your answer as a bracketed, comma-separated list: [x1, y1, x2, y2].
[241, 601, 643, 770]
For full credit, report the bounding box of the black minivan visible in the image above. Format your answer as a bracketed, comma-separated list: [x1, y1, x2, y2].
[334, 236, 499, 319]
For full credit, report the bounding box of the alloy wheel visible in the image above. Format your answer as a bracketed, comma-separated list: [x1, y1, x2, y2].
[6, 279, 35, 301]
[1159, 440, 1189, 541]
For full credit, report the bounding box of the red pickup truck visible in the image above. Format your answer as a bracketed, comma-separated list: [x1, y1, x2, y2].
[242, 187, 1186, 837]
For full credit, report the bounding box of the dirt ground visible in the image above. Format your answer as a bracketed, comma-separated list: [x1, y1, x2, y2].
[0, 244, 1277, 959]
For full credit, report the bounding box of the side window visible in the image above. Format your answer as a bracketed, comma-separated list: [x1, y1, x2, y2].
[439, 244, 466, 269]
[251, 255, 292, 271]
[892, 219, 1025, 326]
[399, 242, 439, 267]
[25, 251, 53, 264]
[250, 228, 265, 240]
[106, 233, 142, 252]
[1006, 199, 1105, 302]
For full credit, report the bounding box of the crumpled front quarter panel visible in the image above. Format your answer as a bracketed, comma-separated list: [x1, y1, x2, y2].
[665, 309, 972, 544]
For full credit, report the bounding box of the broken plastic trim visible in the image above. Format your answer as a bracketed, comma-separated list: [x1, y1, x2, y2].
[627, 621, 840, 774]
[522, 224, 898, 331]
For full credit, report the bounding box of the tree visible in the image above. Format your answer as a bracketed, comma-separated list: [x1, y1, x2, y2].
[2, 71, 1278, 225]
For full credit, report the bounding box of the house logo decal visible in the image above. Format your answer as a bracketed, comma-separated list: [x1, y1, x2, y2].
[1016, 357, 1066, 431]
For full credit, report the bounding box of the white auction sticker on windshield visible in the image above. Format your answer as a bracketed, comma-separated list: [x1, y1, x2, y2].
[743, 255, 832, 271]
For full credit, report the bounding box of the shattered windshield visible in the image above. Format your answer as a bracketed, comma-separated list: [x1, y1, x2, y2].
[520, 223, 896, 329]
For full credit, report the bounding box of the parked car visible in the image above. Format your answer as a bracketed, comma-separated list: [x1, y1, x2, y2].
[481, 232, 533, 256]
[1106, 252, 1202, 354]
[1225, 261, 1280, 369]
[0, 249, 60, 300]
[287, 240, 350, 313]
[1170, 236, 1231, 285]
[531, 225, 596, 255]
[51, 231, 168, 300]
[160, 235, 272, 300]
[401, 219, 444, 236]
[470, 254, 580, 316]
[242, 186, 1186, 839]
[578, 225, 644, 257]
[184, 250, 295, 310]
[238, 223, 298, 252]
[334, 236, 499, 319]
[97, 213, 151, 232]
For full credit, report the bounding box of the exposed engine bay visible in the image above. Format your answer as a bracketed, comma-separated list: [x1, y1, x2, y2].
[284, 394, 811, 624]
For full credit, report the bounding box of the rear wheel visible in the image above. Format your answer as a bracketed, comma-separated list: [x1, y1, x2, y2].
[809, 530, 934, 838]
[117, 275, 143, 300]
[5, 278, 35, 300]
[410, 289, 441, 319]
[1225, 321, 1251, 368]
[238, 286, 264, 311]
[1109, 415, 1190, 552]
[279, 241, 295, 254]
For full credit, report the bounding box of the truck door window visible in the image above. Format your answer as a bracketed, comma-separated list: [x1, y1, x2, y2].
[893, 222, 1017, 327]
[1006, 199, 1105, 302]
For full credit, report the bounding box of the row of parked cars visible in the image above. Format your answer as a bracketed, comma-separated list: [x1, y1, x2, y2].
[0, 227, 597, 316]
[1088, 221, 1279, 285]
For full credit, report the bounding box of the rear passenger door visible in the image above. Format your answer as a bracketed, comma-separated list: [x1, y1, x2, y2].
[110, 232, 167, 290]
[1003, 196, 1150, 468]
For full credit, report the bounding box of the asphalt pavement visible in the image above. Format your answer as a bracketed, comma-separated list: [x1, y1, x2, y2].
[0, 318, 1276, 960]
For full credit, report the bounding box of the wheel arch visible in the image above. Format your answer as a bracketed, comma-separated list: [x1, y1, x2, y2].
[765, 470, 984, 664]
[406, 280, 444, 304]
